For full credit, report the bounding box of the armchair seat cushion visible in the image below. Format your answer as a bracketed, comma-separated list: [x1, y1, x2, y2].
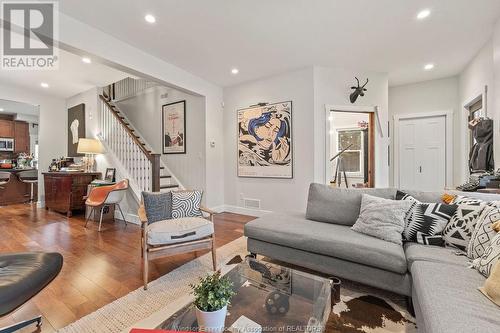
[146, 217, 214, 246]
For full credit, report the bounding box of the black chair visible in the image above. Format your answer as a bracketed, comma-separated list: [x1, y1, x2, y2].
[0, 252, 63, 333]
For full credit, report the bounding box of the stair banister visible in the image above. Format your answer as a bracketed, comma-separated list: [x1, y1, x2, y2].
[99, 95, 161, 192]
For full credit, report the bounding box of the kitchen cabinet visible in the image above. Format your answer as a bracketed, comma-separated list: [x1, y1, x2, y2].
[14, 121, 29, 153]
[0, 119, 14, 138]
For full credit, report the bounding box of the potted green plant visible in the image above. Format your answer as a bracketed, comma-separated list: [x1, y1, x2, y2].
[190, 271, 236, 332]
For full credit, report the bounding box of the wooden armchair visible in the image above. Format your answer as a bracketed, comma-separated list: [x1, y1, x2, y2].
[138, 203, 217, 290]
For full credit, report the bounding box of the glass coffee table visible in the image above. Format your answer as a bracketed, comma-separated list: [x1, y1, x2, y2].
[157, 258, 333, 333]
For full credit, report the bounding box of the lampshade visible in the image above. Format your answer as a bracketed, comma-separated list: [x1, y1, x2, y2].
[77, 138, 104, 154]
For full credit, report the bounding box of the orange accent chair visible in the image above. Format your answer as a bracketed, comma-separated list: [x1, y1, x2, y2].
[85, 179, 129, 231]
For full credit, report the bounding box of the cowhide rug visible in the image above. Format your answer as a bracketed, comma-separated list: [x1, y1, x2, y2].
[328, 292, 417, 332]
[265, 258, 417, 333]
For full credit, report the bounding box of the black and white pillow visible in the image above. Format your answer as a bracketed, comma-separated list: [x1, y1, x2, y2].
[404, 203, 457, 242]
[452, 195, 484, 205]
[416, 232, 445, 247]
[395, 191, 420, 239]
[472, 232, 500, 277]
[171, 190, 203, 218]
[467, 206, 500, 259]
[443, 203, 486, 251]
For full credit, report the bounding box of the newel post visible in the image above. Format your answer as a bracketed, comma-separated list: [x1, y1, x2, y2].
[151, 154, 161, 192]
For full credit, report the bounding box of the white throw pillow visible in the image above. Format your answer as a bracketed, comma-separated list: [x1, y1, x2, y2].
[467, 206, 500, 259]
[473, 232, 500, 277]
[351, 194, 411, 245]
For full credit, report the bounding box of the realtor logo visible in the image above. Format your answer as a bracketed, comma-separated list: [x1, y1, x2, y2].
[1, 1, 59, 70]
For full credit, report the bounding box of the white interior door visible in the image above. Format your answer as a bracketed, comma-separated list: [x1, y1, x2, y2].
[398, 115, 446, 191]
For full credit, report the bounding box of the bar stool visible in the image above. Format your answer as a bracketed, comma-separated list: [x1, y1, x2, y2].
[17, 170, 38, 203]
[0, 172, 11, 190]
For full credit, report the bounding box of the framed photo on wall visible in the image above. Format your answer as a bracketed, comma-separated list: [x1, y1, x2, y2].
[237, 101, 293, 178]
[67, 103, 86, 157]
[162, 100, 186, 154]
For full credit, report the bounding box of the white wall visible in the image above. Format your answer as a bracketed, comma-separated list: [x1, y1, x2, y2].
[116, 86, 206, 192]
[223, 66, 389, 213]
[0, 81, 66, 204]
[223, 68, 315, 213]
[389, 77, 459, 186]
[314, 67, 389, 187]
[59, 13, 224, 208]
[458, 40, 495, 184]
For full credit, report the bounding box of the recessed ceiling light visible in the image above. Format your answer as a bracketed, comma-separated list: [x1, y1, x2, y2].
[417, 9, 431, 20]
[424, 63, 435, 71]
[231, 68, 239, 75]
[0, 108, 3, 111]
[82, 57, 91, 64]
[40, 82, 49, 88]
[145, 14, 156, 23]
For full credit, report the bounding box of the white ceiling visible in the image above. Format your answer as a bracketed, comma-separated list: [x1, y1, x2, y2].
[0, 48, 128, 99]
[0, 99, 38, 116]
[59, 0, 500, 87]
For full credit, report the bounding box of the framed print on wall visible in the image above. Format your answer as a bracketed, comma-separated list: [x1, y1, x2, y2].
[237, 101, 293, 178]
[68, 103, 86, 157]
[162, 100, 186, 154]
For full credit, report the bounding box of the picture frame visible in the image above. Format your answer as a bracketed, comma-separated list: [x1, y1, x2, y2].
[104, 168, 116, 182]
[67, 103, 86, 157]
[237, 101, 293, 179]
[162, 100, 186, 154]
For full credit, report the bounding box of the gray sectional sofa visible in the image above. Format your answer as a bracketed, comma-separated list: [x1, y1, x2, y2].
[244, 183, 500, 333]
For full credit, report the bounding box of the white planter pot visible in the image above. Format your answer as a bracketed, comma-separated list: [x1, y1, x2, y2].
[195, 305, 227, 333]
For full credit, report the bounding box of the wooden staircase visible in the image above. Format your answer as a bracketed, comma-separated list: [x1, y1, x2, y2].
[99, 93, 180, 194]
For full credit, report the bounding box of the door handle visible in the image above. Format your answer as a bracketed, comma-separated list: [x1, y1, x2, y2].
[419, 166, 422, 173]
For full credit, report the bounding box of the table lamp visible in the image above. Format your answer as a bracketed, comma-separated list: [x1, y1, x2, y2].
[77, 138, 104, 172]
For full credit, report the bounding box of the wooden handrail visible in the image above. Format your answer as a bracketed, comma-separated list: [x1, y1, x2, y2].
[99, 94, 153, 161]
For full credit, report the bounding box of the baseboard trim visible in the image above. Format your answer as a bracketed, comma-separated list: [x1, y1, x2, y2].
[116, 212, 141, 225]
[210, 205, 272, 217]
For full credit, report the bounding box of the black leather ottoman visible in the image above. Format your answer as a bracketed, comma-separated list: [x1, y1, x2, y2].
[0, 252, 63, 332]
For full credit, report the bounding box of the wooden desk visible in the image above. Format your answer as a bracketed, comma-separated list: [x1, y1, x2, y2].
[43, 172, 101, 217]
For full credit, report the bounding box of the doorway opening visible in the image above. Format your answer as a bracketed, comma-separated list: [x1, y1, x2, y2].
[327, 111, 375, 188]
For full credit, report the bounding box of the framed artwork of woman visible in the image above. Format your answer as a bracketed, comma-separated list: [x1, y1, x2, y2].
[237, 101, 293, 178]
[162, 100, 186, 154]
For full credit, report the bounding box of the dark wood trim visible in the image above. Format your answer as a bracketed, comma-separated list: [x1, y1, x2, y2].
[151, 154, 161, 192]
[99, 95, 154, 162]
[368, 112, 375, 187]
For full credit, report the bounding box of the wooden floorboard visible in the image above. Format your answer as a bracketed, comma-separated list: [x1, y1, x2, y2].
[0, 204, 255, 332]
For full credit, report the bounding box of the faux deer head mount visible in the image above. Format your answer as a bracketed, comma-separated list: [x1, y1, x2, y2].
[350, 77, 369, 104]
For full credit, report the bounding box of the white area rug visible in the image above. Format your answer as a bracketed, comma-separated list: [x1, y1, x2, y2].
[58, 237, 248, 333]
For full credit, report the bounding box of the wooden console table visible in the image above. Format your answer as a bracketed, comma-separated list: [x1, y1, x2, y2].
[43, 172, 101, 217]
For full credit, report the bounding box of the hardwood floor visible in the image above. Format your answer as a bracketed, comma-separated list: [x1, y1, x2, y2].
[0, 204, 255, 332]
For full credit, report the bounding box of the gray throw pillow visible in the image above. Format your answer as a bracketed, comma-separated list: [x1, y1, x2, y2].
[351, 194, 411, 245]
[142, 191, 172, 224]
